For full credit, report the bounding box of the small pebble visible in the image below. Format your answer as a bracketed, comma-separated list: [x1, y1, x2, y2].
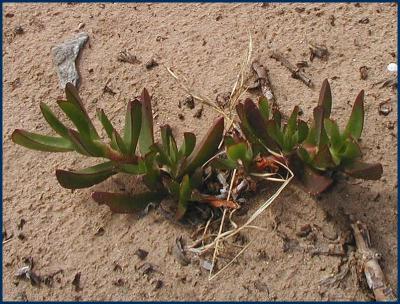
[387, 63, 397, 72]
[145, 58, 158, 70]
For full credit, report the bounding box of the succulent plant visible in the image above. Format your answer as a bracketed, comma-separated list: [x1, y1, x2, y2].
[233, 79, 383, 194]
[12, 83, 148, 189]
[12, 83, 226, 219]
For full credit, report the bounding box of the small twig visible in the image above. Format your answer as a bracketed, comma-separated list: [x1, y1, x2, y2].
[270, 51, 313, 88]
[351, 221, 396, 301]
[250, 60, 276, 103]
[3, 238, 14, 245]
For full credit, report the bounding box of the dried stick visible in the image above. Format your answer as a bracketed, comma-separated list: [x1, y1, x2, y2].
[250, 61, 276, 103]
[351, 221, 396, 301]
[270, 51, 313, 88]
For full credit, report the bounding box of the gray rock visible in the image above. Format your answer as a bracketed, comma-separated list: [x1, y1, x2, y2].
[52, 32, 89, 89]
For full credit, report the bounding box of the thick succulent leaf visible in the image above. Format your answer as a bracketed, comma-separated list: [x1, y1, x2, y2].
[175, 175, 192, 220]
[313, 106, 326, 147]
[299, 165, 333, 195]
[244, 98, 276, 148]
[272, 108, 282, 128]
[180, 117, 224, 176]
[297, 120, 309, 143]
[57, 100, 92, 138]
[236, 103, 259, 145]
[163, 178, 180, 198]
[318, 79, 332, 118]
[68, 129, 106, 157]
[56, 162, 116, 189]
[138, 88, 154, 156]
[117, 162, 147, 175]
[65, 83, 99, 139]
[142, 152, 162, 190]
[311, 144, 335, 170]
[123, 100, 142, 155]
[324, 118, 342, 151]
[343, 90, 364, 140]
[210, 158, 237, 170]
[160, 125, 172, 148]
[266, 120, 284, 148]
[343, 161, 383, 180]
[40, 102, 69, 138]
[96, 108, 114, 139]
[227, 142, 248, 162]
[179, 132, 196, 157]
[92, 191, 164, 213]
[169, 135, 179, 164]
[258, 97, 270, 122]
[12, 130, 74, 152]
[112, 129, 128, 155]
[223, 135, 236, 147]
[286, 106, 299, 138]
[341, 139, 362, 163]
[151, 143, 171, 166]
[297, 146, 311, 163]
[190, 168, 203, 189]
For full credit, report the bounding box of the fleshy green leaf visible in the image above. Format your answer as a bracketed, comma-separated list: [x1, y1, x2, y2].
[266, 120, 284, 148]
[190, 168, 203, 189]
[258, 97, 270, 122]
[11, 130, 74, 152]
[311, 144, 335, 170]
[318, 79, 332, 118]
[343, 90, 364, 140]
[111, 129, 128, 155]
[286, 106, 299, 138]
[118, 162, 146, 175]
[297, 120, 309, 143]
[68, 129, 106, 157]
[65, 83, 99, 139]
[313, 106, 326, 147]
[179, 132, 196, 157]
[180, 117, 224, 176]
[343, 161, 383, 180]
[169, 135, 179, 164]
[341, 139, 362, 163]
[175, 174, 192, 220]
[244, 98, 276, 148]
[56, 162, 116, 189]
[92, 191, 165, 213]
[138, 88, 154, 156]
[210, 158, 237, 170]
[324, 118, 342, 151]
[40, 102, 69, 138]
[272, 108, 282, 129]
[151, 143, 171, 166]
[57, 100, 91, 138]
[142, 152, 161, 190]
[96, 108, 114, 139]
[227, 142, 247, 162]
[297, 146, 311, 163]
[123, 100, 142, 155]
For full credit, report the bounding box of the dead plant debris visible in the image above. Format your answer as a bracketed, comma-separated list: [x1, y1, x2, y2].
[270, 51, 313, 87]
[359, 66, 368, 80]
[72, 272, 82, 292]
[117, 50, 140, 64]
[134, 248, 149, 261]
[309, 43, 329, 61]
[145, 58, 159, 70]
[378, 99, 393, 116]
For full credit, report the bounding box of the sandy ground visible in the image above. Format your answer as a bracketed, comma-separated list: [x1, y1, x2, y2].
[2, 2, 397, 301]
